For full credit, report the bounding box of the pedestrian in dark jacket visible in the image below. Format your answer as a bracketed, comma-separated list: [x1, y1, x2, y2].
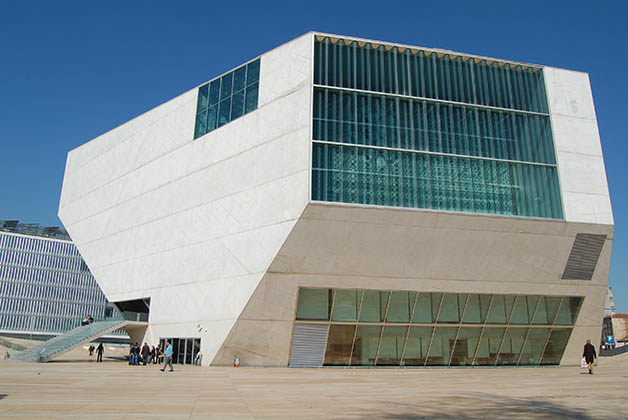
[96, 343, 104, 362]
[141, 342, 150, 365]
[583, 339, 597, 374]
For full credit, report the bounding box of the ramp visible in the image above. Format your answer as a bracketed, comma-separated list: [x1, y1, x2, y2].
[12, 320, 141, 362]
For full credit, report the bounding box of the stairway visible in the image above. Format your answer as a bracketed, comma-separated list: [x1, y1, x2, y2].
[12, 320, 130, 362]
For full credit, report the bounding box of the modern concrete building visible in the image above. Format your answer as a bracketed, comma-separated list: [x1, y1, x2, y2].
[0, 220, 121, 339]
[58, 32, 613, 367]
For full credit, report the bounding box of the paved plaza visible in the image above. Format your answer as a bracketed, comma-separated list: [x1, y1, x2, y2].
[0, 347, 627, 420]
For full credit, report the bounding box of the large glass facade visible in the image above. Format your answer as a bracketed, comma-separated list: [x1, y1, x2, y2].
[294, 287, 582, 367]
[194, 59, 260, 139]
[312, 37, 562, 219]
[0, 230, 115, 334]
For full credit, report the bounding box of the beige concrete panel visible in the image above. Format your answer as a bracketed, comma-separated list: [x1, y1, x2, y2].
[212, 319, 293, 366]
[239, 273, 300, 322]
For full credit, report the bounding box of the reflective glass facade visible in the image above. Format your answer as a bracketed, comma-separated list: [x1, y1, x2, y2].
[312, 37, 563, 219]
[0, 231, 112, 333]
[194, 59, 260, 139]
[294, 287, 582, 366]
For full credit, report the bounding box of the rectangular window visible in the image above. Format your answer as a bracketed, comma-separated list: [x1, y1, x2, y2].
[193, 58, 261, 139]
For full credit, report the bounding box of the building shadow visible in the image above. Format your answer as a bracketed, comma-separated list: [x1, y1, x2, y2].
[359, 395, 596, 420]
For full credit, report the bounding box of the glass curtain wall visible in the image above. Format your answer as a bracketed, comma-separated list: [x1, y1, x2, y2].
[294, 287, 582, 367]
[0, 231, 112, 334]
[312, 36, 562, 219]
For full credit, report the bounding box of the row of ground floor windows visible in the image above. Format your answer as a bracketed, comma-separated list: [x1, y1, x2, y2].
[319, 324, 571, 366]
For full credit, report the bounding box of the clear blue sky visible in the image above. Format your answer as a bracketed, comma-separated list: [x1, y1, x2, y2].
[1, 1, 626, 311]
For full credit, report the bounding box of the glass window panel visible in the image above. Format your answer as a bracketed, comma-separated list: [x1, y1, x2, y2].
[220, 72, 233, 100]
[450, 327, 483, 366]
[245, 82, 259, 114]
[207, 105, 217, 132]
[474, 327, 505, 365]
[403, 326, 433, 366]
[554, 297, 583, 326]
[233, 66, 247, 92]
[218, 98, 231, 127]
[194, 111, 207, 139]
[377, 326, 408, 366]
[350, 325, 381, 366]
[412, 293, 434, 323]
[533, 296, 561, 325]
[496, 327, 527, 365]
[386, 291, 415, 323]
[324, 325, 355, 366]
[462, 294, 491, 324]
[246, 59, 260, 85]
[486, 295, 514, 324]
[295, 288, 331, 320]
[231, 90, 245, 120]
[426, 326, 458, 366]
[510, 296, 533, 325]
[518, 328, 550, 365]
[540, 328, 571, 365]
[359, 290, 389, 322]
[437, 293, 461, 323]
[197, 84, 209, 112]
[331, 289, 361, 322]
[209, 79, 221, 106]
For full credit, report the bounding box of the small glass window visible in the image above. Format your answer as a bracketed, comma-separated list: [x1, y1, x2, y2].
[377, 326, 407, 365]
[324, 325, 355, 366]
[245, 82, 259, 114]
[296, 288, 331, 321]
[386, 291, 415, 323]
[197, 84, 209, 112]
[218, 98, 231, 127]
[220, 73, 233, 101]
[331, 289, 361, 322]
[233, 66, 247, 92]
[403, 326, 433, 366]
[497, 327, 528, 365]
[540, 328, 571, 365]
[426, 326, 458, 365]
[246, 60, 260, 85]
[450, 327, 483, 366]
[359, 290, 389, 322]
[231, 90, 245, 121]
[209, 79, 221, 106]
[518, 327, 550, 365]
[350, 325, 381, 366]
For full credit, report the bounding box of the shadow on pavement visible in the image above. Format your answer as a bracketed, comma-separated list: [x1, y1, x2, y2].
[368, 395, 594, 420]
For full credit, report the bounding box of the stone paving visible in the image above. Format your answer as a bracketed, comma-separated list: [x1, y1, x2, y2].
[0, 348, 627, 419]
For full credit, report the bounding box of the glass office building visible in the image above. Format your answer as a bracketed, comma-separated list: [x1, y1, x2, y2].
[0, 221, 116, 335]
[59, 32, 612, 367]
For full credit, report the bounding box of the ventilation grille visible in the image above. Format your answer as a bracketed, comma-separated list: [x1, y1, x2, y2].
[562, 234, 607, 280]
[288, 324, 328, 368]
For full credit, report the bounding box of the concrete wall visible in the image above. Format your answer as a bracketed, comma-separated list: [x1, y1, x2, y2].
[216, 203, 612, 366]
[545, 67, 613, 226]
[59, 33, 313, 364]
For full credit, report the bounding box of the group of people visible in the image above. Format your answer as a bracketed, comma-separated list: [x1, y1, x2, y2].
[87, 343, 104, 362]
[128, 342, 163, 366]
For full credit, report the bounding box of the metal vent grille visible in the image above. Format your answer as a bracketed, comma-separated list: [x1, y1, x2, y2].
[562, 234, 607, 280]
[288, 324, 328, 368]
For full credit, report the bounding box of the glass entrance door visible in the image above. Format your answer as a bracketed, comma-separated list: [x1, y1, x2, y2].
[159, 337, 201, 365]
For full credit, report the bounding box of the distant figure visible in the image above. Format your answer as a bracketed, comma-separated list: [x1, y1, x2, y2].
[88, 344, 95, 356]
[150, 346, 156, 364]
[583, 339, 597, 374]
[194, 350, 202, 366]
[141, 342, 150, 366]
[160, 340, 174, 372]
[96, 343, 104, 363]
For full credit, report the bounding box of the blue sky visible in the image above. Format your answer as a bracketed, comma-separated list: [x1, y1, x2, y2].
[1, 1, 626, 311]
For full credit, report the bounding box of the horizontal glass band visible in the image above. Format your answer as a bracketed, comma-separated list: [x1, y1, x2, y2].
[313, 87, 556, 165]
[314, 38, 549, 114]
[311, 143, 564, 219]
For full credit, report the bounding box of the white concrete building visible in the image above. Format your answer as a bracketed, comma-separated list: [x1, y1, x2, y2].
[59, 32, 613, 367]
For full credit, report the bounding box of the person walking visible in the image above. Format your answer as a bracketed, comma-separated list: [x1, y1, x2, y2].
[583, 339, 597, 374]
[141, 342, 150, 366]
[160, 340, 174, 372]
[96, 343, 104, 363]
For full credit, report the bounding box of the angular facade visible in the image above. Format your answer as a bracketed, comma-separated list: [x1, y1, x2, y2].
[59, 32, 613, 367]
